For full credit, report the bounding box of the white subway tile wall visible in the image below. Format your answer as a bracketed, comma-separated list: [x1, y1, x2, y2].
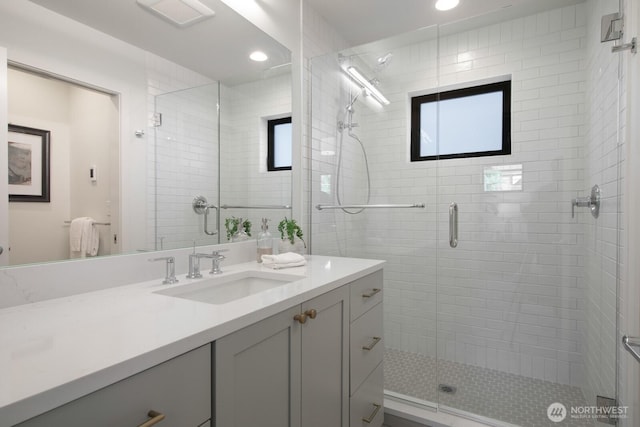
[219, 74, 292, 241]
[144, 56, 291, 249]
[145, 54, 215, 250]
[310, 1, 622, 400]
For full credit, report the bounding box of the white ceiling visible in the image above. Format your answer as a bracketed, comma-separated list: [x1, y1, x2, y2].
[27, 0, 291, 85]
[26, 0, 585, 83]
[305, 0, 585, 47]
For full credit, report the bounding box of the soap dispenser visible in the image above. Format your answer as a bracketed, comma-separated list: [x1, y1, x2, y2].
[257, 218, 273, 262]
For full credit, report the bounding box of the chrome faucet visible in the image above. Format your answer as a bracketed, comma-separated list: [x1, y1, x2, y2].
[148, 256, 178, 284]
[210, 250, 228, 275]
[187, 253, 216, 279]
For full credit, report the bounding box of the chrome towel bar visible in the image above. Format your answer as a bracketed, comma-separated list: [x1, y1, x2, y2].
[64, 220, 111, 226]
[221, 204, 292, 209]
[315, 203, 425, 210]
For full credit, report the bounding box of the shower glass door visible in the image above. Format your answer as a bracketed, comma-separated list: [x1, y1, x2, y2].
[152, 83, 220, 250]
[433, 2, 621, 425]
[310, 1, 622, 426]
[309, 25, 441, 406]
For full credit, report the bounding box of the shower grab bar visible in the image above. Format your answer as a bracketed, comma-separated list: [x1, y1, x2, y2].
[221, 204, 292, 210]
[315, 203, 425, 210]
[64, 220, 111, 226]
[449, 202, 458, 248]
[623, 336, 640, 364]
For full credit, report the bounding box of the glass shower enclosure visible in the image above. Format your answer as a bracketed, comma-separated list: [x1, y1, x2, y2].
[152, 83, 220, 250]
[310, 1, 622, 426]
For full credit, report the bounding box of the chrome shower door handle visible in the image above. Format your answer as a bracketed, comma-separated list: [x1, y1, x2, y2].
[449, 202, 458, 248]
[193, 196, 218, 236]
[203, 205, 218, 236]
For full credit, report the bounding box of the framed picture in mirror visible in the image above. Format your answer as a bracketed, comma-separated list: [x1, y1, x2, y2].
[8, 124, 50, 202]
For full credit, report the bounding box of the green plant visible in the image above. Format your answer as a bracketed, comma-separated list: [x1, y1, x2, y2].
[224, 217, 252, 241]
[277, 217, 306, 247]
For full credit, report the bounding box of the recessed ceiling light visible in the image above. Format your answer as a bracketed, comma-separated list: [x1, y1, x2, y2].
[137, 0, 215, 27]
[249, 51, 269, 62]
[435, 0, 460, 11]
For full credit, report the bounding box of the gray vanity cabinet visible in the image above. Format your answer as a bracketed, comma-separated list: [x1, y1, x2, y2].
[17, 344, 211, 427]
[215, 286, 350, 427]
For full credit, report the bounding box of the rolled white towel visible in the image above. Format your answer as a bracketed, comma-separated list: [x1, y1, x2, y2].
[261, 252, 306, 269]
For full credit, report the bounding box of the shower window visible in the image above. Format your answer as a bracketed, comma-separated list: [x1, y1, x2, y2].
[267, 116, 292, 171]
[410, 80, 511, 161]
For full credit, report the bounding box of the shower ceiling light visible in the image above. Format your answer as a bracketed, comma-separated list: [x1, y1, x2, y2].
[137, 0, 215, 27]
[435, 0, 460, 11]
[346, 66, 390, 105]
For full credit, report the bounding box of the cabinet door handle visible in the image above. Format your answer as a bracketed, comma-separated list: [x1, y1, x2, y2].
[362, 403, 381, 423]
[362, 336, 382, 351]
[295, 309, 317, 324]
[138, 410, 165, 427]
[362, 288, 381, 298]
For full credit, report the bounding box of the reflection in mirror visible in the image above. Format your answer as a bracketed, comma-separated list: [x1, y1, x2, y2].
[219, 70, 293, 243]
[152, 83, 220, 251]
[8, 66, 119, 265]
[0, 1, 291, 267]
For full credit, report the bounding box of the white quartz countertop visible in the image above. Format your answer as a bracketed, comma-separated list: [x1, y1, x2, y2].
[0, 255, 384, 426]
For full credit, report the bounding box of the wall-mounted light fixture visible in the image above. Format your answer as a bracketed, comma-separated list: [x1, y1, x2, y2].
[346, 66, 390, 105]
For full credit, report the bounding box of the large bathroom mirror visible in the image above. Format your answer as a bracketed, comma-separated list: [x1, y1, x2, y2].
[0, 0, 291, 266]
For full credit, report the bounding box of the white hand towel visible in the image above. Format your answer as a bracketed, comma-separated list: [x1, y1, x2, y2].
[69, 217, 85, 253]
[261, 252, 306, 269]
[69, 217, 100, 258]
[81, 218, 99, 257]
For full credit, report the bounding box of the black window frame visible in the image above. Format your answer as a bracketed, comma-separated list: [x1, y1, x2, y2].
[410, 80, 511, 162]
[267, 116, 292, 171]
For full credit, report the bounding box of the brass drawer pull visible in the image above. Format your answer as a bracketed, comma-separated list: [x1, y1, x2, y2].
[362, 288, 381, 298]
[294, 309, 317, 324]
[362, 403, 381, 423]
[138, 410, 165, 427]
[362, 336, 382, 351]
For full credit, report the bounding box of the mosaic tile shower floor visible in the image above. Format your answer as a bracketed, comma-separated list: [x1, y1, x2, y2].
[384, 348, 594, 427]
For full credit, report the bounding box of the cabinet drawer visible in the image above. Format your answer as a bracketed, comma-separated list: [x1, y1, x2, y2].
[350, 270, 383, 321]
[18, 345, 211, 427]
[350, 363, 384, 427]
[350, 302, 383, 394]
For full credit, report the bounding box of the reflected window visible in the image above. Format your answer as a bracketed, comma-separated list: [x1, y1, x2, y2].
[484, 164, 523, 192]
[267, 116, 292, 171]
[410, 80, 511, 161]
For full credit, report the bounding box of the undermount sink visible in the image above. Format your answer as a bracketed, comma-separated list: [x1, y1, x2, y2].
[154, 270, 302, 305]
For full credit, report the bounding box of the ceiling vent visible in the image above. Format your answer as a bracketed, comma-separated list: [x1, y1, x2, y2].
[137, 0, 215, 27]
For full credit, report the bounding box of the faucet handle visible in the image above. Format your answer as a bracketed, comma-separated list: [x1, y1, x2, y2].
[148, 256, 179, 284]
[209, 250, 227, 275]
